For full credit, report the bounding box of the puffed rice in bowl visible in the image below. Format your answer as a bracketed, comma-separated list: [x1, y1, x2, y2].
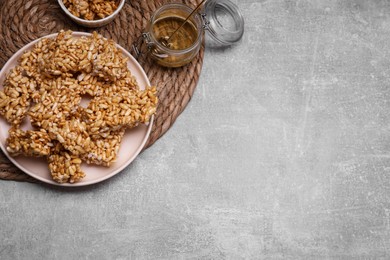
[58, 0, 125, 28]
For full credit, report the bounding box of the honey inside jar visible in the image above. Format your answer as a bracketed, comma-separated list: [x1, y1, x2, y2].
[145, 3, 203, 68]
[153, 16, 198, 51]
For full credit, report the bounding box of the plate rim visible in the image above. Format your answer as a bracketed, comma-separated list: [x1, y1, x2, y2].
[0, 31, 154, 187]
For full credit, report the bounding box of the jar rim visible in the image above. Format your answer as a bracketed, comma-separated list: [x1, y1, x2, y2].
[149, 3, 203, 55]
[204, 0, 245, 45]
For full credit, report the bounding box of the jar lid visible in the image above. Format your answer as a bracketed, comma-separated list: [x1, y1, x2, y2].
[203, 0, 245, 45]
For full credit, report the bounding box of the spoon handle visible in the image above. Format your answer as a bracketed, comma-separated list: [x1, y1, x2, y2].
[165, 0, 207, 43]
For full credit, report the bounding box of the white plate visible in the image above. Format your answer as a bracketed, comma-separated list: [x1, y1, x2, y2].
[0, 32, 153, 186]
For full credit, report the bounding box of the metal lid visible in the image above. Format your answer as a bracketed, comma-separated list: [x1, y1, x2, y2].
[203, 0, 245, 45]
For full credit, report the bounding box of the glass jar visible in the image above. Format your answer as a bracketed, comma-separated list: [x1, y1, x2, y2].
[133, 0, 245, 68]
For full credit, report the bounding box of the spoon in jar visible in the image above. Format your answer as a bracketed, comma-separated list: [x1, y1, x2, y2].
[159, 0, 207, 48]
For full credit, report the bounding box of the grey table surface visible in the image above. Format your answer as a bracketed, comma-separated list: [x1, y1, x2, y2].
[2, 0, 390, 259]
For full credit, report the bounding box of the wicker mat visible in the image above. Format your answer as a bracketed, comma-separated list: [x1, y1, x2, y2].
[0, 0, 204, 182]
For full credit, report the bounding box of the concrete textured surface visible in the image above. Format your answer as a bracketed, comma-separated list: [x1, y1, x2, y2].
[2, 0, 390, 259]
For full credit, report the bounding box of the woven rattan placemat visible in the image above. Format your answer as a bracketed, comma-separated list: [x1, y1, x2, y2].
[0, 0, 204, 183]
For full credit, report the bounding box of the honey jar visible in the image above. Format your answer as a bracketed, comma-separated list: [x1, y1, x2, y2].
[133, 0, 245, 68]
